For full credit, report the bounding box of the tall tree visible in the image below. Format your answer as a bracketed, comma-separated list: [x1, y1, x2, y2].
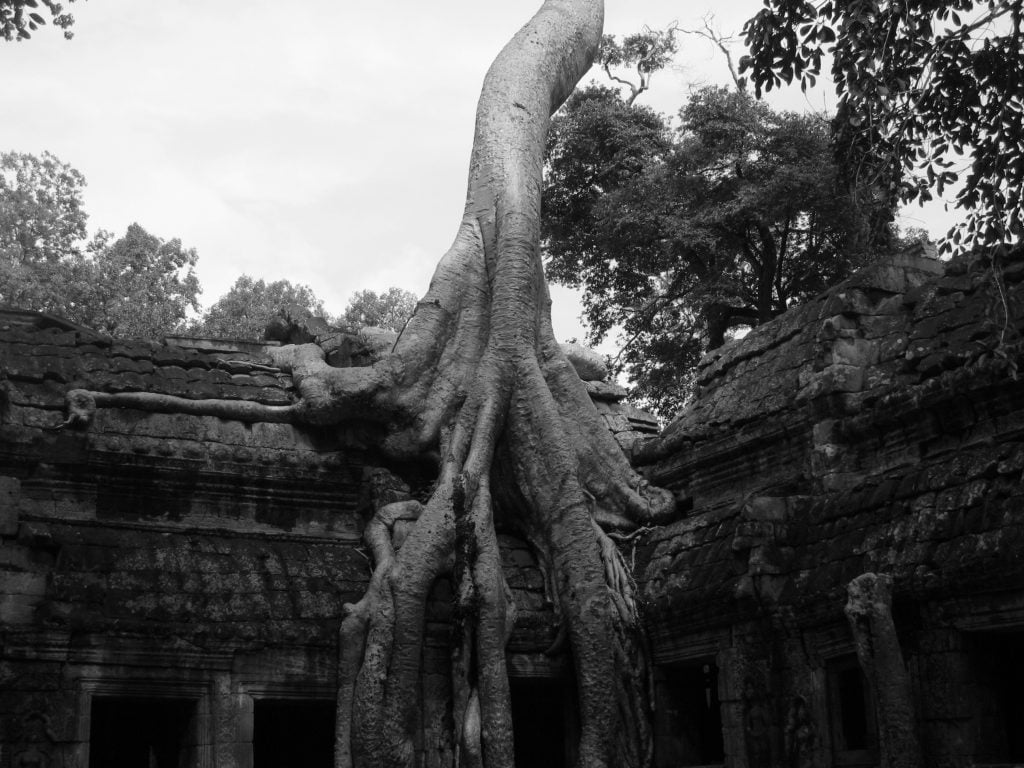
[63, 2, 676, 766]
[544, 83, 872, 416]
[189, 275, 326, 340]
[741, 0, 1024, 253]
[343, 287, 418, 333]
[0, 150, 88, 311]
[1, 0, 78, 41]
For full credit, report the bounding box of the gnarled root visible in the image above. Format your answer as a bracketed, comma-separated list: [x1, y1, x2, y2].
[59, 343, 393, 431]
[57, 388, 297, 429]
[338, 356, 669, 768]
[336, 472, 423, 768]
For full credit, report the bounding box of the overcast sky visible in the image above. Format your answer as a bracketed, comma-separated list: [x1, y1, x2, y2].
[2, 0, 948, 346]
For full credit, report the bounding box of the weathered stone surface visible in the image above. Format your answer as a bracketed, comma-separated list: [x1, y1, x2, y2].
[560, 341, 608, 381]
[5, 246, 1024, 766]
[1, 309, 638, 765]
[634, 247, 1024, 768]
[583, 378, 627, 401]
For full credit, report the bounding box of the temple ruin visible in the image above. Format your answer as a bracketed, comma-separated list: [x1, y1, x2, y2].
[4, 245, 1024, 766]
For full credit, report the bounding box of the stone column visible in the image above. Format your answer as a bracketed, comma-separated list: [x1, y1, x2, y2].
[845, 573, 922, 768]
[211, 672, 252, 768]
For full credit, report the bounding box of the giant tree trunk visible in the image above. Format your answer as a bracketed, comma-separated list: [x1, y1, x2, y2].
[63, 2, 676, 766]
[330, 3, 675, 765]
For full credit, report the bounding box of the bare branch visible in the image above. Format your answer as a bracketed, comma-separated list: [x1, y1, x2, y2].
[680, 15, 746, 92]
[603, 62, 642, 104]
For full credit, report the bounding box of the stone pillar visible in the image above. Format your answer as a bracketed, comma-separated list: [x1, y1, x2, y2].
[719, 638, 783, 768]
[716, 647, 751, 768]
[845, 573, 922, 768]
[912, 629, 972, 768]
[211, 672, 252, 768]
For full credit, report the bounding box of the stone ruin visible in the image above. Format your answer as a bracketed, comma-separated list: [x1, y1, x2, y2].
[3, 245, 1024, 767]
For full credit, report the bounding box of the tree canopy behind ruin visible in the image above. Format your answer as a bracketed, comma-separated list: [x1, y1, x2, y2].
[342, 287, 418, 334]
[67, 223, 201, 339]
[185, 275, 327, 340]
[0, 151, 201, 338]
[542, 35, 886, 416]
[1, 151, 425, 342]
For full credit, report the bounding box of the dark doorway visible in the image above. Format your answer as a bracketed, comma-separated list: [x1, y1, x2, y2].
[826, 656, 877, 767]
[510, 678, 573, 768]
[655, 662, 725, 767]
[834, 664, 870, 750]
[89, 697, 196, 768]
[253, 699, 336, 768]
[967, 632, 1024, 763]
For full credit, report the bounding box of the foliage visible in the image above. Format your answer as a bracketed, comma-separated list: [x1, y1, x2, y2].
[0, 150, 88, 311]
[1, 151, 200, 338]
[188, 275, 326, 340]
[71, 224, 201, 339]
[544, 84, 876, 417]
[343, 287, 418, 332]
[741, 0, 1024, 253]
[1, 0, 78, 41]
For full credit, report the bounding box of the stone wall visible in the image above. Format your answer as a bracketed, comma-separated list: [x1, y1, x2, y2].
[0, 311, 374, 767]
[5, 245, 1024, 767]
[0, 310, 654, 767]
[634, 247, 1024, 768]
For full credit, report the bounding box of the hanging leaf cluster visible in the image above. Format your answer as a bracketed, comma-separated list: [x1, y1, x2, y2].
[740, 0, 1024, 253]
[1, 0, 78, 41]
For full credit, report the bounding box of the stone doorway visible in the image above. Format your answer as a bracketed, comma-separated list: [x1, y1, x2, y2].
[967, 631, 1024, 764]
[826, 655, 878, 767]
[654, 661, 725, 767]
[252, 699, 336, 768]
[89, 696, 197, 768]
[510, 677, 576, 768]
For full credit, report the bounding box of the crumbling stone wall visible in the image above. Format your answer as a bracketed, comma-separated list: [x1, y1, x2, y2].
[0, 309, 653, 767]
[634, 247, 1024, 768]
[0, 311, 374, 766]
[6, 244, 1024, 767]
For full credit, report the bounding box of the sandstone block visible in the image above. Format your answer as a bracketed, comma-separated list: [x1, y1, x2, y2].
[559, 342, 608, 381]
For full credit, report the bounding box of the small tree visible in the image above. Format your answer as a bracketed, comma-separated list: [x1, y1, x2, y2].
[189, 275, 326, 340]
[71, 224, 201, 339]
[0, 150, 88, 311]
[597, 25, 679, 105]
[343, 287, 418, 332]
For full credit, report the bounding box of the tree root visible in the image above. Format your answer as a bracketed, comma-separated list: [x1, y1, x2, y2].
[56, 388, 297, 430]
[60, 342, 394, 431]
[593, 520, 639, 626]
